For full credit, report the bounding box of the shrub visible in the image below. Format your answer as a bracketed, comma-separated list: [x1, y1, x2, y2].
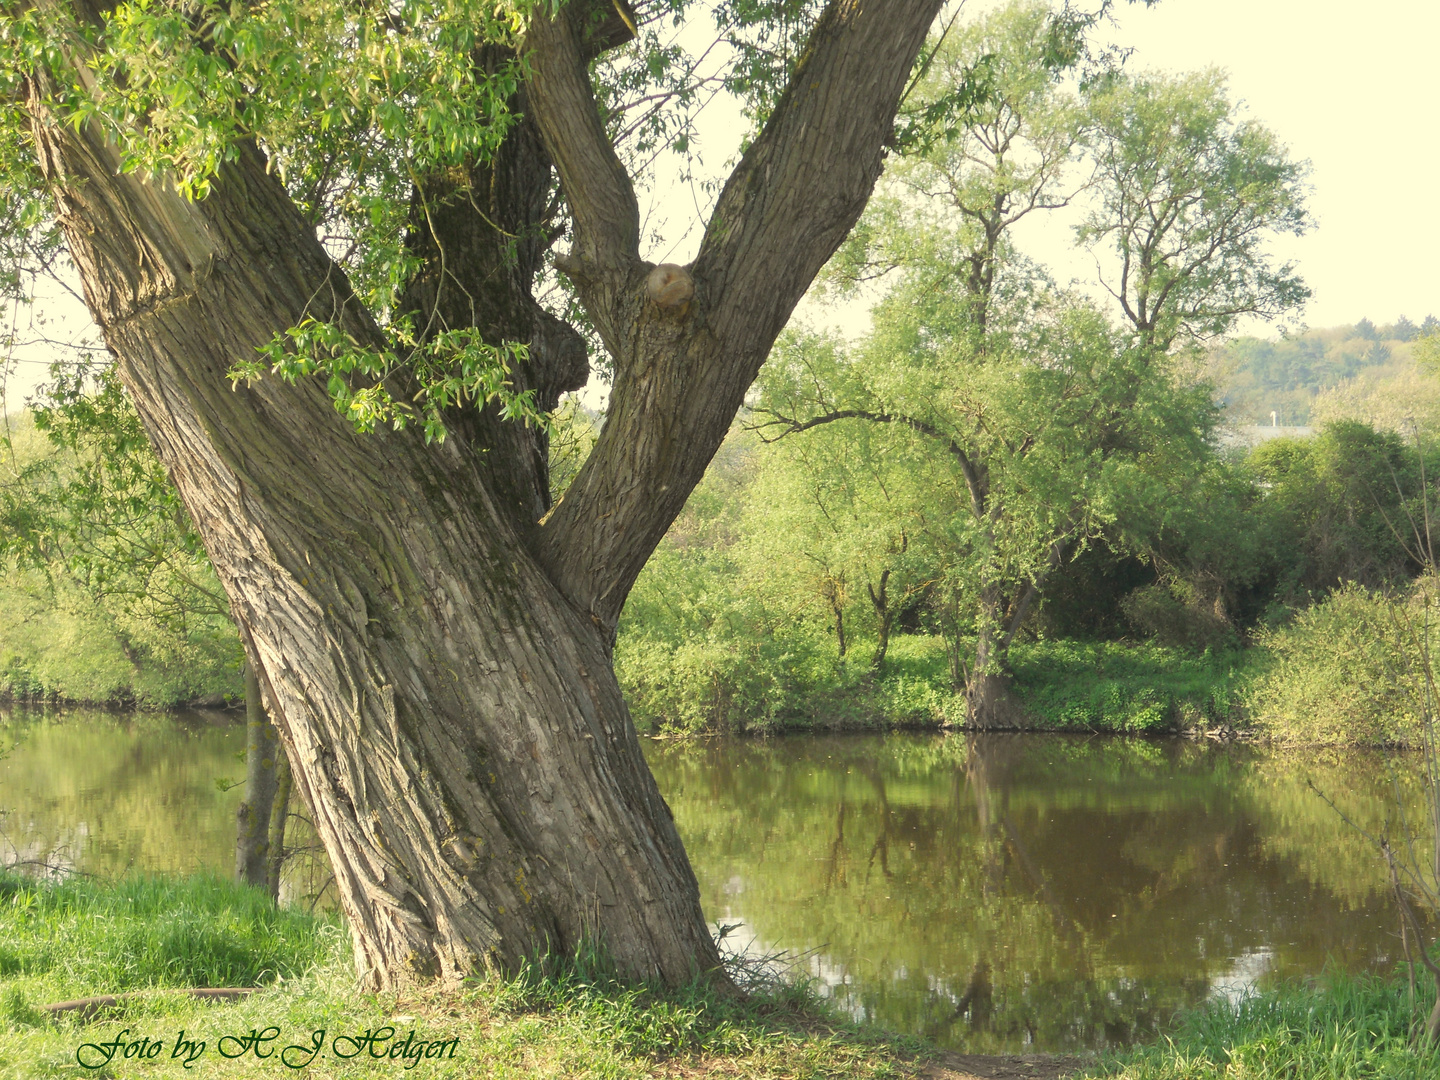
[1245, 577, 1440, 745]
[1121, 580, 1238, 651]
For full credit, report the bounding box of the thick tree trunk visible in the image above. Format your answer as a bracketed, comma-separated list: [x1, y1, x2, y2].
[25, 0, 944, 989]
[235, 662, 282, 891]
[965, 666, 1028, 730]
[965, 587, 1029, 730]
[29, 120, 720, 987]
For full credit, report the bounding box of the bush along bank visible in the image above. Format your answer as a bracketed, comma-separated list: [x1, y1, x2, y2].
[619, 575, 1440, 746]
[1243, 575, 1440, 746]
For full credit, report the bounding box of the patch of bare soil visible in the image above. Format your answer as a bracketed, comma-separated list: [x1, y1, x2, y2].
[919, 1051, 1092, 1080]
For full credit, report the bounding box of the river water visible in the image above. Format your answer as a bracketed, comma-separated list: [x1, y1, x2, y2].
[0, 707, 1429, 1052]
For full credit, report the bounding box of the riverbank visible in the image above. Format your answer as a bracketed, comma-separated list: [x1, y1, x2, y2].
[3, 588, 1424, 748]
[3, 634, 1250, 735]
[621, 634, 1254, 737]
[0, 870, 1033, 1080]
[4, 872, 1440, 1080]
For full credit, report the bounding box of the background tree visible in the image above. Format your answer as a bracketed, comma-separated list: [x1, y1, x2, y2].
[1248, 421, 1433, 597]
[752, 10, 1308, 725]
[0, 361, 295, 897]
[758, 2, 1095, 722]
[1079, 68, 1310, 350]
[743, 332, 955, 671]
[0, 364, 237, 687]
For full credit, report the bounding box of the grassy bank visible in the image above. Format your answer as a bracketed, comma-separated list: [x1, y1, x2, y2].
[0, 871, 927, 1080]
[1010, 640, 1248, 733]
[5, 871, 1440, 1079]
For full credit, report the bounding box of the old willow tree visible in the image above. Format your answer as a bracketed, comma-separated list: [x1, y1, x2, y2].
[1, 0, 943, 986]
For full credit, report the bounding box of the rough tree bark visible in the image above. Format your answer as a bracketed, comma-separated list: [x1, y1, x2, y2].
[24, 0, 944, 989]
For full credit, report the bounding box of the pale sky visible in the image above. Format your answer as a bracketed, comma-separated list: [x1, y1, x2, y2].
[5, 0, 1437, 410]
[1097, 0, 1440, 331]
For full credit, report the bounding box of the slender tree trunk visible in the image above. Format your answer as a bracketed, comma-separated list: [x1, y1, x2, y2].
[235, 662, 281, 891]
[869, 570, 892, 671]
[265, 750, 292, 901]
[1427, 981, 1440, 1046]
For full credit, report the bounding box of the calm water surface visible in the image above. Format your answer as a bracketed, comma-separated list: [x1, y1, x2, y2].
[0, 707, 1427, 1052]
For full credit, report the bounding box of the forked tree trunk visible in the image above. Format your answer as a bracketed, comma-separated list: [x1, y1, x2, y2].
[868, 570, 892, 671]
[25, 0, 944, 988]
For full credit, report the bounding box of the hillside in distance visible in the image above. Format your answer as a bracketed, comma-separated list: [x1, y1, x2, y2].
[1208, 317, 1437, 429]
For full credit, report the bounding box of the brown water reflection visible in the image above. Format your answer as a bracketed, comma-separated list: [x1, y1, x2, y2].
[1, 709, 1429, 1052]
[645, 733, 1434, 1053]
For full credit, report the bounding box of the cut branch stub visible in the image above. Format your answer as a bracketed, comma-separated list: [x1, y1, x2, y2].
[645, 263, 694, 314]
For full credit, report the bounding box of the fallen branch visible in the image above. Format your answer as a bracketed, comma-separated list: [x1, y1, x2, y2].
[42, 987, 260, 1020]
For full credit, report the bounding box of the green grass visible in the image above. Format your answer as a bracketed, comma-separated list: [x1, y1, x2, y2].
[0, 871, 925, 1080]
[8, 869, 1440, 1078]
[1096, 971, 1440, 1079]
[1009, 640, 1251, 733]
[0, 871, 337, 1010]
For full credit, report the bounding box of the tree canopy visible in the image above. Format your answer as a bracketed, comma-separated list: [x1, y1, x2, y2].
[748, 2, 1309, 724]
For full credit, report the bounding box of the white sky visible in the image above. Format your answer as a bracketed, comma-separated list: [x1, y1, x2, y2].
[5, 0, 1437, 411]
[1095, 0, 1440, 332]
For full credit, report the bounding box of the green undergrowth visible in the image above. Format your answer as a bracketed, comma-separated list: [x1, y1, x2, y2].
[0, 871, 925, 1079]
[1009, 640, 1251, 733]
[1098, 970, 1440, 1079]
[0, 569, 243, 709]
[623, 629, 1254, 736]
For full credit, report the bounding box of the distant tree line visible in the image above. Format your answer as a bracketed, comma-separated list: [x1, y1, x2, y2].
[1210, 318, 1439, 426]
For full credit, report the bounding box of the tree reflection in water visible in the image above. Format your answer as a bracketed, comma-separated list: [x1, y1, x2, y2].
[646, 733, 1431, 1053]
[0, 710, 1427, 1051]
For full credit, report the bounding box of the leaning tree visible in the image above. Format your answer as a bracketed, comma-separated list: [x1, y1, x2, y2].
[3, 0, 944, 987]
